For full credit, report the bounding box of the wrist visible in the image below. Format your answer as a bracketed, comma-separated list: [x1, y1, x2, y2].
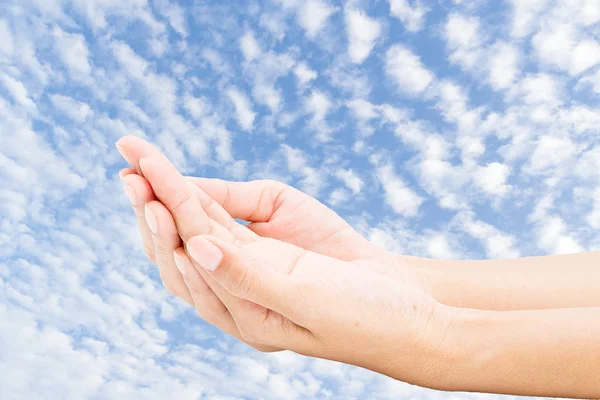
[393, 252, 453, 303]
[399, 253, 479, 309]
[371, 299, 468, 390]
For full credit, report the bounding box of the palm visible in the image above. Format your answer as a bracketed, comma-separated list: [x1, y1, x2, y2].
[241, 184, 428, 292]
[248, 186, 374, 262]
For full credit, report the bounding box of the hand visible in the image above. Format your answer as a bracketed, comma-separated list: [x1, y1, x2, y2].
[118, 146, 450, 388]
[116, 136, 431, 295]
[116, 136, 433, 350]
[176, 231, 450, 389]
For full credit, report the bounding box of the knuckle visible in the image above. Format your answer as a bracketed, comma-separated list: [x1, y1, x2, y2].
[198, 307, 228, 327]
[143, 245, 157, 263]
[153, 241, 169, 255]
[226, 266, 253, 296]
[187, 282, 209, 298]
[238, 324, 264, 344]
[171, 190, 193, 213]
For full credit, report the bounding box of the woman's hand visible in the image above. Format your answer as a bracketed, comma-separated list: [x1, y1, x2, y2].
[116, 136, 430, 294]
[177, 232, 450, 389]
[118, 143, 450, 388]
[116, 137, 432, 334]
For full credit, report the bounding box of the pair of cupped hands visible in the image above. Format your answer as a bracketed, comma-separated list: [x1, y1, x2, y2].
[116, 136, 451, 388]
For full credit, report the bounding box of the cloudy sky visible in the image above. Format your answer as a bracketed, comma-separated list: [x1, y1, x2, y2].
[1, 0, 599, 398]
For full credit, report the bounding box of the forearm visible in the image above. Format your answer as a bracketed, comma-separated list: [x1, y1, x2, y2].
[405, 251, 600, 310]
[431, 305, 600, 398]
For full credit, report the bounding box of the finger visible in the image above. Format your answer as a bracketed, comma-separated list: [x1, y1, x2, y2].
[185, 235, 315, 351]
[130, 170, 256, 244]
[116, 136, 163, 175]
[185, 235, 302, 320]
[182, 245, 282, 349]
[139, 156, 214, 242]
[186, 178, 293, 223]
[145, 200, 193, 305]
[173, 248, 280, 352]
[192, 185, 258, 243]
[119, 167, 137, 179]
[121, 173, 158, 263]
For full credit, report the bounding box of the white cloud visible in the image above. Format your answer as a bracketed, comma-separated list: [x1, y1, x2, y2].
[227, 87, 256, 131]
[488, 42, 520, 90]
[385, 44, 434, 95]
[305, 90, 331, 122]
[426, 234, 458, 259]
[328, 188, 350, 205]
[344, 8, 381, 64]
[293, 62, 317, 89]
[509, 0, 548, 38]
[154, 0, 188, 37]
[538, 216, 584, 255]
[52, 27, 91, 80]
[240, 30, 262, 62]
[376, 163, 424, 217]
[512, 73, 563, 105]
[111, 41, 149, 79]
[577, 68, 600, 94]
[346, 98, 378, 121]
[335, 169, 363, 194]
[528, 136, 576, 174]
[253, 83, 282, 112]
[0, 19, 14, 56]
[474, 162, 511, 197]
[50, 94, 91, 122]
[444, 13, 482, 70]
[388, 0, 428, 32]
[570, 39, 600, 75]
[183, 95, 208, 120]
[458, 212, 521, 259]
[296, 0, 337, 38]
[532, 23, 600, 76]
[529, 196, 584, 255]
[280, 144, 324, 196]
[1, 75, 36, 109]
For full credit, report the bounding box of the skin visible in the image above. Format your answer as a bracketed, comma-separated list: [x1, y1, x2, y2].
[116, 136, 430, 352]
[116, 136, 600, 397]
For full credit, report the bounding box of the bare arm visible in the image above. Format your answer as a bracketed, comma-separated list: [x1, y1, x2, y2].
[405, 250, 600, 310]
[425, 305, 600, 398]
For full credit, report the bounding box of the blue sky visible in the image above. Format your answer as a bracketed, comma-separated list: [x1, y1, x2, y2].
[1, 0, 599, 398]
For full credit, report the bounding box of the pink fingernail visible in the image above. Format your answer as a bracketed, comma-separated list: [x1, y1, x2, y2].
[123, 184, 137, 205]
[173, 251, 188, 277]
[145, 206, 159, 235]
[116, 142, 128, 159]
[187, 236, 223, 272]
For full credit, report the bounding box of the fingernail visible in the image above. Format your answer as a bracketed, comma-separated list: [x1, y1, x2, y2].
[123, 184, 137, 205]
[116, 142, 128, 159]
[173, 251, 188, 277]
[187, 236, 222, 272]
[145, 206, 159, 235]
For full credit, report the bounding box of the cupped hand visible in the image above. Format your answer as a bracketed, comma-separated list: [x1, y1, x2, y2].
[172, 224, 449, 389]
[116, 136, 432, 352]
[117, 136, 429, 290]
[118, 150, 448, 388]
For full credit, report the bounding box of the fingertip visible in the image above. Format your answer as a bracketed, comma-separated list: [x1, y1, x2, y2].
[116, 140, 128, 159]
[187, 235, 224, 272]
[119, 168, 136, 179]
[173, 248, 190, 276]
[138, 157, 156, 177]
[144, 200, 178, 236]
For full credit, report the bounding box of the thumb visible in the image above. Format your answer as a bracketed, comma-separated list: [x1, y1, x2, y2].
[185, 235, 297, 318]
